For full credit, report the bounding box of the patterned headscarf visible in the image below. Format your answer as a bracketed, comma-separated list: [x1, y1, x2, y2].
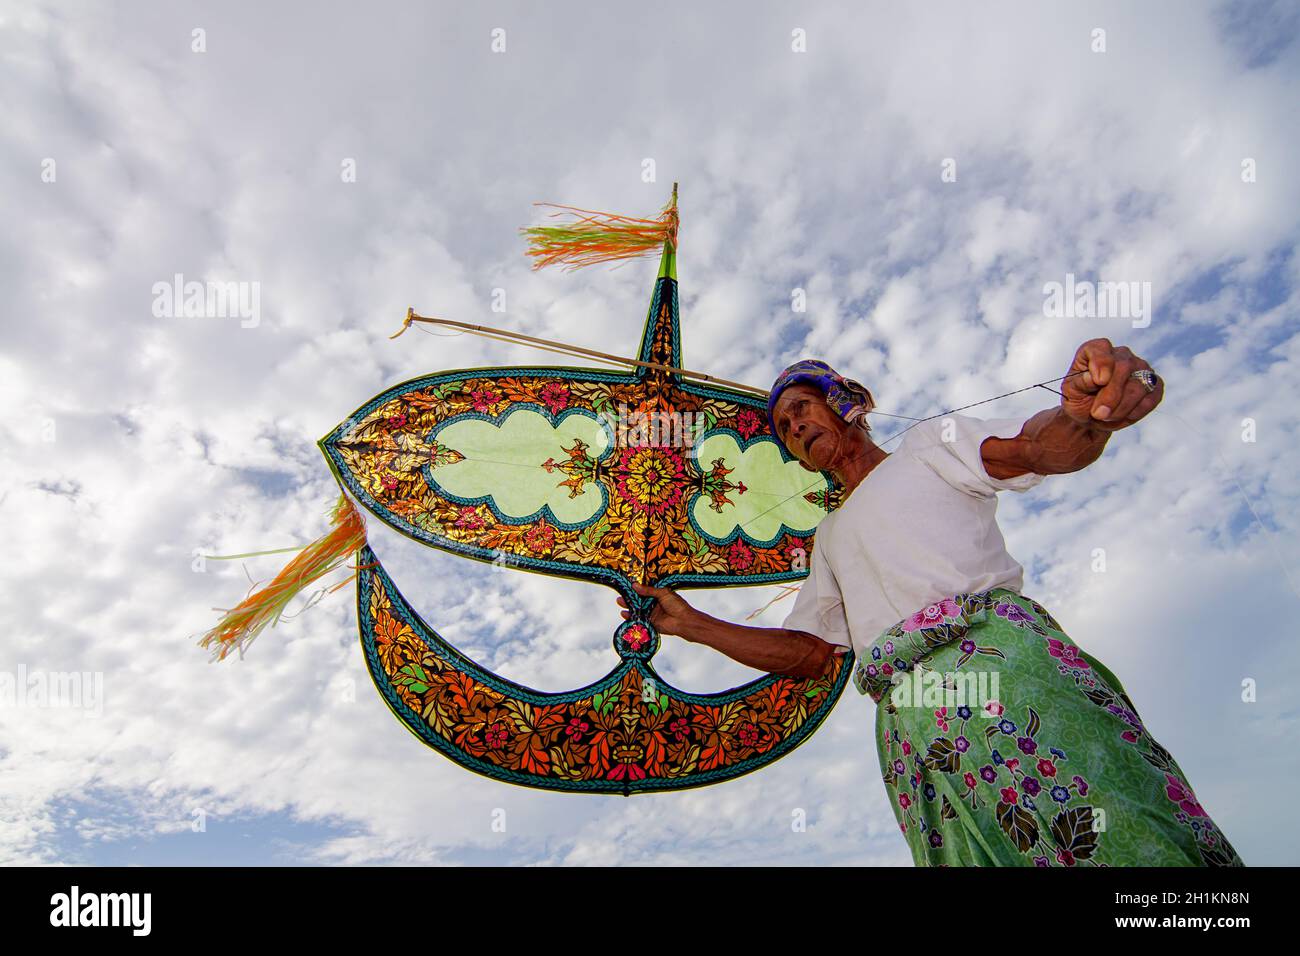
[767, 359, 876, 449]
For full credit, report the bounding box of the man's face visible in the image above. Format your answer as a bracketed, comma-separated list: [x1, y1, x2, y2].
[771, 383, 851, 472]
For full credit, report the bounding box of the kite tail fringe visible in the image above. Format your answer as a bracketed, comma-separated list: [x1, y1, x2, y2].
[522, 183, 679, 271]
[199, 493, 367, 661]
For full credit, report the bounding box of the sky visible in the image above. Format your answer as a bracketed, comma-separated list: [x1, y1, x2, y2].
[1, 0, 1297, 866]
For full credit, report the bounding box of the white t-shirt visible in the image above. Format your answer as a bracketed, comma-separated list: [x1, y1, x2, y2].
[781, 413, 1046, 659]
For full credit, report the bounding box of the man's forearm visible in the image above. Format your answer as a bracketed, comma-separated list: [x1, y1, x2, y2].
[983, 407, 1110, 479]
[682, 611, 837, 679]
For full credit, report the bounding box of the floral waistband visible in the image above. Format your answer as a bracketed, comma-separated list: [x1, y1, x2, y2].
[852, 588, 1049, 701]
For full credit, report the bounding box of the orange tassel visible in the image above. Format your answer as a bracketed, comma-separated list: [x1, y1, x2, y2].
[199, 494, 367, 660]
[522, 183, 679, 271]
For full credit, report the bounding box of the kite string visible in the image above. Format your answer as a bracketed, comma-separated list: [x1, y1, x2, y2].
[732, 371, 1088, 536]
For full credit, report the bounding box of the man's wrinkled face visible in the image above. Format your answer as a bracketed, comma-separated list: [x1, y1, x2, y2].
[772, 383, 851, 472]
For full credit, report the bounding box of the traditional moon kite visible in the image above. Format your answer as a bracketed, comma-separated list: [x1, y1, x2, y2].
[202, 185, 854, 794]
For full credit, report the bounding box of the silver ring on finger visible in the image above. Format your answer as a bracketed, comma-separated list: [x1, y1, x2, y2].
[1131, 369, 1158, 393]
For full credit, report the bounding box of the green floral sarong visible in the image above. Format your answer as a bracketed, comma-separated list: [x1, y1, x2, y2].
[854, 588, 1243, 867]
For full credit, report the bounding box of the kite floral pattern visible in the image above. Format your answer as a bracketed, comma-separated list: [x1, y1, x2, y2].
[863, 587, 1244, 866]
[358, 545, 851, 794]
[612, 446, 686, 517]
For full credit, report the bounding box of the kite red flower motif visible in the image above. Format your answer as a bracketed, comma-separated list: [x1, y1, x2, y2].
[727, 539, 755, 571]
[734, 408, 762, 439]
[540, 382, 570, 415]
[524, 521, 556, 553]
[623, 625, 650, 650]
[453, 507, 484, 530]
[470, 387, 501, 412]
[613, 447, 685, 516]
[669, 717, 691, 743]
[485, 722, 510, 749]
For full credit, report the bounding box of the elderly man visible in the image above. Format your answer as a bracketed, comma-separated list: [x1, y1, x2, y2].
[618, 339, 1242, 867]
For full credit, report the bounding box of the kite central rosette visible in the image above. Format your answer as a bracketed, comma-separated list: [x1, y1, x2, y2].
[613, 445, 686, 517]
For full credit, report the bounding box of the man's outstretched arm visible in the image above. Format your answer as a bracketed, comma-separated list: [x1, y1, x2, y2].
[981, 406, 1110, 478]
[618, 582, 840, 679]
[981, 338, 1164, 479]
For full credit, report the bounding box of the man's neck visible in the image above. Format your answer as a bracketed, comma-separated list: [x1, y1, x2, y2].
[835, 440, 890, 495]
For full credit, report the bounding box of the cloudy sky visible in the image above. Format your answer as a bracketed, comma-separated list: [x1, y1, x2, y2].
[1, 0, 1297, 866]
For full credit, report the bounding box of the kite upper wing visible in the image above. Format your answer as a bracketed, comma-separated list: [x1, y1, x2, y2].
[321, 266, 844, 598]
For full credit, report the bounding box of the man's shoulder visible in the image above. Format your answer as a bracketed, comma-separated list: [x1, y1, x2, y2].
[893, 416, 945, 457]
[898, 412, 994, 452]
[812, 508, 839, 542]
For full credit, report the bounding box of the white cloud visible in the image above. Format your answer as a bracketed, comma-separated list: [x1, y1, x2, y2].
[1, 0, 1296, 866]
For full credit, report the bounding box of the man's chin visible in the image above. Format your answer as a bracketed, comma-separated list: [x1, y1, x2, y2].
[805, 435, 825, 466]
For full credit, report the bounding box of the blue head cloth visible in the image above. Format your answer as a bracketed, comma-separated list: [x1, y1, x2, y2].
[767, 359, 876, 449]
